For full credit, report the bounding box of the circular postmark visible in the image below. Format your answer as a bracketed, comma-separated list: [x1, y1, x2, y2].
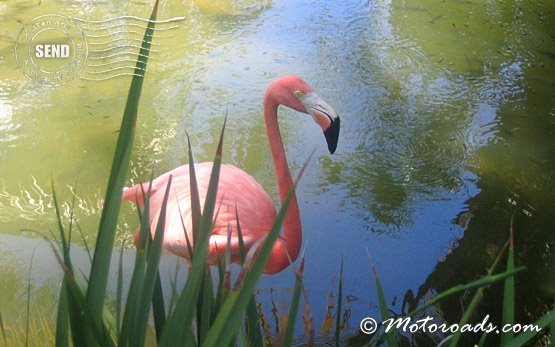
[15, 14, 88, 86]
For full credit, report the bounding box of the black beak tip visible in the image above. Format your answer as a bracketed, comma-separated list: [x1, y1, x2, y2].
[323, 117, 340, 154]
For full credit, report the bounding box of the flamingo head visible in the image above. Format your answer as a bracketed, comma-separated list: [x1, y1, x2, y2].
[267, 75, 341, 153]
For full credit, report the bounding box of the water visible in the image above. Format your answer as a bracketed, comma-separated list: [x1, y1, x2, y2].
[1, 0, 554, 345]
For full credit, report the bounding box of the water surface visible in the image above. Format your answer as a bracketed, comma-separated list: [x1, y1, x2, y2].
[0, 0, 554, 344]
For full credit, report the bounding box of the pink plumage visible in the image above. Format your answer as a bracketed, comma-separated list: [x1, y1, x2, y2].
[123, 75, 340, 274]
[122, 163, 276, 265]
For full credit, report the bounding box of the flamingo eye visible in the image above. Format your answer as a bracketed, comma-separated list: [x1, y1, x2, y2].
[293, 90, 303, 98]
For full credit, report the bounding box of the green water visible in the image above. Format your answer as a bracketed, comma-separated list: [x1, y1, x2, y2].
[0, 0, 554, 345]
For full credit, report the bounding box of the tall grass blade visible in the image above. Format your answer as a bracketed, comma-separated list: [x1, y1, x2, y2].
[198, 267, 215, 345]
[51, 182, 69, 261]
[235, 208, 246, 264]
[65, 273, 115, 347]
[244, 297, 264, 347]
[167, 261, 181, 314]
[131, 176, 172, 347]
[51, 184, 96, 346]
[372, 266, 398, 347]
[119, 181, 152, 346]
[159, 121, 226, 346]
[187, 130, 215, 343]
[49, 231, 115, 346]
[76, 221, 93, 263]
[55, 280, 69, 347]
[202, 153, 314, 347]
[25, 251, 35, 347]
[186, 133, 202, 249]
[214, 255, 227, 314]
[504, 307, 554, 347]
[500, 217, 515, 346]
[152, 271, 166, 342]
[282, 259, 305, 347]
[86, 0, 159, 331]
[409, 267, 524, 318]
[238, 212, 264, 347]
[448, 239, 515, 347]
[116, 241, 125, 338]
[67, 178, 79, 246]
[335, 257, 343, 347]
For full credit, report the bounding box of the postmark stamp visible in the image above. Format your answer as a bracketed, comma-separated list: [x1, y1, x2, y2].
[15, 14, 88, 86]
[15, 14, 185, 85]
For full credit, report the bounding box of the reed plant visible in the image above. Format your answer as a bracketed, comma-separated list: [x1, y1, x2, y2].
[361, 217, 554, 347]
[48, 1, 307, 346]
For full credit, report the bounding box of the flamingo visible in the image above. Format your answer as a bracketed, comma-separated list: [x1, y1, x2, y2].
[122, 75, 340, 274]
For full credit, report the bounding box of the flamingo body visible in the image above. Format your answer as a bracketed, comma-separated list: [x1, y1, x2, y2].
[123, 75, 340, 274]
[122, 163, 276, 266]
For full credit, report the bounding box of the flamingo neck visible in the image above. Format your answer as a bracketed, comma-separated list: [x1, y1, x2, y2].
[262, 95, 302, 274]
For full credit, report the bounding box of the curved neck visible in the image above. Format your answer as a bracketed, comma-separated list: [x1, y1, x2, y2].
[263, 95, 302, 274]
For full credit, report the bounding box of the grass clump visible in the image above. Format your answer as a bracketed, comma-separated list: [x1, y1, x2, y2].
[46, 1, 308, 346]
[355, 218, 553, 347]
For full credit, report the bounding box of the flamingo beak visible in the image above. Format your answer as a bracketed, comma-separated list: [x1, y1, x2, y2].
[299, 92, 341, 154]
[324, 116, 340, 154]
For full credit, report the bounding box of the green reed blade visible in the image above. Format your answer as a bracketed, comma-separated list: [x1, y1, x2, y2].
[25, 251, 35, 347]
[335, 257, 343, 347]
[238, 210, 264, 347]
[214, 254, 226, 312]
[198, 267, 215, 345]
[131, 176, 172, 347]
[66, 273, 115, 347]
[504, 306, 554, 347]
[75, 221, 92, 264]
[86, 0, 159, 330]
[52, 185, 70, 347]
[168, 261, 180, 314]
[51, 183, 95, 346]
[152, 271, 166, 342]
[500, 217, 516, 346]
[55, 279, 69, 347]
[116, 241, 125, 338]
[447, 240, 515, 347]
[119, 181, 152, 346]
[199, 117, 225, 237]
[410, 267, 524, 319]
[240, 233, 263, 347]
[48, 230, 115, 347]
[477, 329, 488, 346]
[198, 121, 226, 344]
[244, 295, 264, 347]
[282, 259, 305, 347]
[238, 327, 249, 347]
[187, 133, 202, 249]
[235, 207, 246, 265]
[372, 266, 398, 347]
[51, 181, 69, 263]
[159, 121, 226, 346]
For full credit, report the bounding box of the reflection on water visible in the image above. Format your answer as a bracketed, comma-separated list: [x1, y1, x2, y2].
[0, 0, 554, 344]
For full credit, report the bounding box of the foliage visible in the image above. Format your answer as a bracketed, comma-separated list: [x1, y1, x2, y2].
[47, 1, 308, 346]
[362, 220, 553, 347]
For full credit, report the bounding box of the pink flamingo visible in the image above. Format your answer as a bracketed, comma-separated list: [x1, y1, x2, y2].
[122, 75, 340, 274]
